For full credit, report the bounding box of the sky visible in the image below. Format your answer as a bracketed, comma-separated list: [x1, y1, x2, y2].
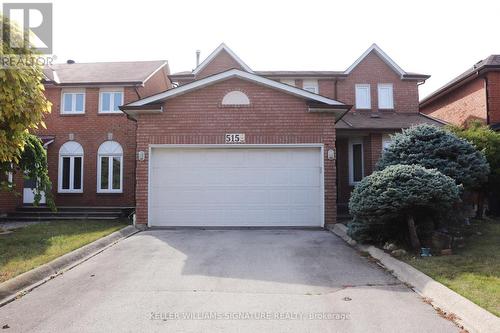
[4, 0, 500, 99]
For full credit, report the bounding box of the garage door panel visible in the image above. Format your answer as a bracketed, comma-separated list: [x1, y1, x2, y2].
[149, 147, 323, 227]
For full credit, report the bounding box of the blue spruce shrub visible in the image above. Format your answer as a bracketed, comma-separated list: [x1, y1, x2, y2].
[377, 124, 489, 190]
[348, 164, 460, 248]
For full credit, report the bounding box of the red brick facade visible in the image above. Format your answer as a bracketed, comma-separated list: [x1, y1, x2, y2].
[336, 52, 419, 113]
[1, 44, 427, 225]
[487, 72, 500, 124]
[0, 68, 169, 213]
[134, 78, 337, 225]
[420, 78, 487, 126]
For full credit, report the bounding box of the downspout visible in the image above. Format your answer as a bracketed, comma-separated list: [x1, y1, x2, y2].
[334, 79, 338, 99]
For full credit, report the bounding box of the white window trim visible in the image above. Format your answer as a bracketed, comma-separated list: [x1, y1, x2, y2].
[378, 83, 394, 109]
[355, 84, 371, 110]
[348, 137, 364, 186]
[58, 155, 84, 193]
[60, 88, 86, 114]
[99, 87, 124, 114]
[303, 79, 319, 94]
[97, 141, 124, 193]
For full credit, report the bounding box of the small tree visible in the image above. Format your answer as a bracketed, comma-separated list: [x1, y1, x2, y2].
[0, 15, 53, 207]
[448, 120, 500, 216]
[349, 164, 460, 251]
[377, 124, 489, 190]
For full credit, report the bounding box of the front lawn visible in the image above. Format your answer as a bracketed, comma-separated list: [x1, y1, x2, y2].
[0, 220, 128, 283]
[403, 218, 500, 316]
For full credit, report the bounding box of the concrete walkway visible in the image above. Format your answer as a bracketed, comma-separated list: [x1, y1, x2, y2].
[0, 229, 458, 332]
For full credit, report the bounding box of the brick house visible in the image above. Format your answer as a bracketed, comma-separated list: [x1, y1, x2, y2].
[121, 43, 441, 227]
[1, 43, 440, 227]
[0, 60, 171, 213]
[420, 55, 500, 129]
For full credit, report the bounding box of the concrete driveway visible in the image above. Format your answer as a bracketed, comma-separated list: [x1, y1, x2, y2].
[0, 229, 457, 333]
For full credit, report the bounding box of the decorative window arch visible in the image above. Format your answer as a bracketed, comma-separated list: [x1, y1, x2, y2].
[221, 90, 250, 106]
[58, 141, 84, 193]
[97, 141, 123, 193]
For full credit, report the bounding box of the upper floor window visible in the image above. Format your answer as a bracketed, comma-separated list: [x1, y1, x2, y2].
[280, 79, 296, 87]
[378, 84, 394, 109]
[303, 80, 319, 94]
[58, 141, 84, 193]
[97, 141, 123, 193]
[99, 88, 124, 113]
[355, 84, 371, 109]
[61, 89, 85, 114]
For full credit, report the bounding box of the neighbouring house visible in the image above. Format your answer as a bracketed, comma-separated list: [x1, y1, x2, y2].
[1, 43, 441, 227]
[420, 55, 500, 129]
[120, 43, 441, 228]
[0, 60, 171, 213]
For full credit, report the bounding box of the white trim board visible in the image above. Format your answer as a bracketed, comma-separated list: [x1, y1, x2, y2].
[193, 43, 253, 75]
[126, 69, 347, 108]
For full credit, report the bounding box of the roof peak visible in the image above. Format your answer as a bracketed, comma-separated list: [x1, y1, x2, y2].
[345, 43, 406, 77]
[193, 43, 253, 75]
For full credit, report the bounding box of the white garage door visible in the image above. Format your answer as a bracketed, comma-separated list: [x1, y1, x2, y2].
[149, 146, 323, 227]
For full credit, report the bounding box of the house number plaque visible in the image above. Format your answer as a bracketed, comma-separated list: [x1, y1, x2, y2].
[225, 133, 245, 143]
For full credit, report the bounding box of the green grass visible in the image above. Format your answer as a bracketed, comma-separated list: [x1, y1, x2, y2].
[0, 220, 128, 283]
[403, 219, 500, 316]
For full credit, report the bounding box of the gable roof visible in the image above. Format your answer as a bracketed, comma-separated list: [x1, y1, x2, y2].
[193, 43, 253, 75]
[121, 69, 351, 118]
[345, 44, 428, 80]
[43, 60, 169, 86]
[420, 55, 500, 107]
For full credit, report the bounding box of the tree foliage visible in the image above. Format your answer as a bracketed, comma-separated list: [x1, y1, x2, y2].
[0, 14, 51, 163]
[0, 15, 53, 207]
[348, 164, 460, 247]
[448, 120, 500, 181]
[377, 124, 489, 190]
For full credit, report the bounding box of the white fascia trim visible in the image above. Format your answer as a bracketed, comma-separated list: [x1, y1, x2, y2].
[142, 61, 169, 84]
[193, 43, 253, 75]
[128, 69, 345, 107]
[345, 43, 406, 77]
[149, 143, 324, 149]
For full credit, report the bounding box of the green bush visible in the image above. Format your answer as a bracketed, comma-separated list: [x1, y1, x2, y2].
[377, 124, 489, 190]
[449, 120, 500, 215]
[348, 164, 460, 249]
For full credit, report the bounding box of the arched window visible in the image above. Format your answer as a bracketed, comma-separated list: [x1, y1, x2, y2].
[59, 141, 84, 192]
[97, 141, 123, 193]
[221, 91, 250, 106]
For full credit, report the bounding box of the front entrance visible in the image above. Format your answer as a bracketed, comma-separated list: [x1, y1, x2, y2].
[23, 177, 46, 205]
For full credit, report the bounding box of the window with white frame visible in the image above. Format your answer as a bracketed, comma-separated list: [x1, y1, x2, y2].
[382, 134, 393, 151]
[58, 141, 84, 193]
[303, 80, 319, 94]
[348, 138, 364, 185]
[61, 89, 85, 114]
[355, 84, 371, 109]
[97, 141, 123, 193]
[378, 84, 394, 109]
[280, 79, 296, 87]
[99, 88, 124, 113]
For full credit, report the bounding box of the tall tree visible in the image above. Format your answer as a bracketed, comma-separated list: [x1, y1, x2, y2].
[0, 15, 53, 207]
